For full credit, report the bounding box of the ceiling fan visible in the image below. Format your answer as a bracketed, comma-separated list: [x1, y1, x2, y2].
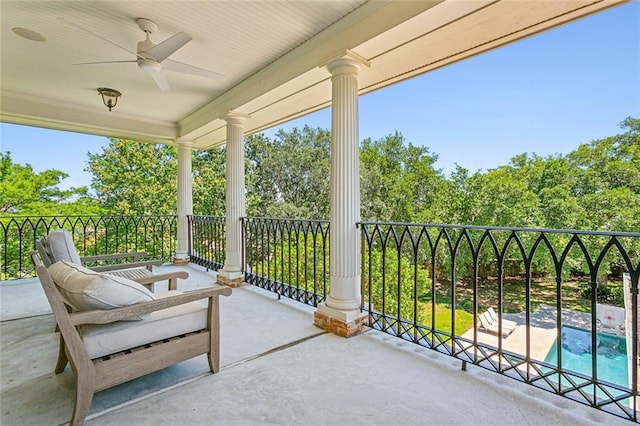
[59, 17, 223, 92]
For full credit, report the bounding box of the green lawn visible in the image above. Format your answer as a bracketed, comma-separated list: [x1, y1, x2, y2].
[420, 300, 475, 336]
[370, 276, 625, 337]
[439, 277, 608, 314]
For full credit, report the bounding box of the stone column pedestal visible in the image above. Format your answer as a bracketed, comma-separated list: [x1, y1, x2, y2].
[172, 256, 191, 266]
[216, 271, 246, 287]
[314, 303, 369, 337]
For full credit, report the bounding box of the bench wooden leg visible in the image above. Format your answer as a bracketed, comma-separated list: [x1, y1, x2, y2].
[71, 372, 94, 426]
[55, 335, 69, 374]
[168, 277, 177, 291]
[207, 296, 221, 373]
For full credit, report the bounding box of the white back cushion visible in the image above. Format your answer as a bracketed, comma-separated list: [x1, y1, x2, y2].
[48, 261, 155, 313]
[46, 229, 82, 265]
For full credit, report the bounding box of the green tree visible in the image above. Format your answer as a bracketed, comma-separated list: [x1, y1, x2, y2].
[0, 151, 97, 215]
[443, 116, 640, 233]
[246, 126, 331, 219]
[192, 147, 226, 215]
[484, 168, 541, 227]
[86, 139, 177, 215]
[437, 117, 640, 281]
[0, 151, 101, 279]
[440, 166, 485, 225]
[565, 116, 640, 232]
[360, 132, 445, 223]
[87, 139, 228, 216]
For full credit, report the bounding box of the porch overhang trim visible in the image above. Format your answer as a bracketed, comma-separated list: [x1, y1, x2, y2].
[1, 90, 178, 144]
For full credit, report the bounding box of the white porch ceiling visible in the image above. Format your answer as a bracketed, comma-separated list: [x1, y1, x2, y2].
[0, 0, 628, 150]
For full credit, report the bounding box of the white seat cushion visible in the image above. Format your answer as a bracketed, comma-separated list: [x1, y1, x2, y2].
[80, 291, 208, 358]
[46, 229, 82, 264]
[48, 260, 155, 313]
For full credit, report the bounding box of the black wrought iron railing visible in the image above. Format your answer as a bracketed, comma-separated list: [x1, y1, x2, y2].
[242, 217, 330, 307]
[5, 213, 639, 421]
[359, 221, 640, 422]
[188, 215, 225, 271]
[1, 215, 177, 280]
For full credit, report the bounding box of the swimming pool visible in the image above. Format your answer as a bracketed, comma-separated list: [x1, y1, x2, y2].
[544, 325, 628, 387]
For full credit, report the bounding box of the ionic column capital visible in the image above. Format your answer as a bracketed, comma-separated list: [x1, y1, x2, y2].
[224, 111, 251, 125]
[322, 49, 370, 77]
[176, 138, 194, 148]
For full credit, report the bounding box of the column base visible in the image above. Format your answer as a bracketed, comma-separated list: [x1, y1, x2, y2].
[172, 256, 190, 266]
[314, 302, 369, 337]
[216, 270, 246, 287]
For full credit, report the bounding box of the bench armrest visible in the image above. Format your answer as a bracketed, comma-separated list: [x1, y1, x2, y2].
[69, 286, 232, 326]
[81, 252, 161, 271]
[81, 252, 147, 262]
[88, 261, 163, 272]
[128, 270, 189, 285]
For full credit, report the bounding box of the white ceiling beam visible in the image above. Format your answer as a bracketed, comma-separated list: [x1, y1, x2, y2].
[178, 0, 444, 141]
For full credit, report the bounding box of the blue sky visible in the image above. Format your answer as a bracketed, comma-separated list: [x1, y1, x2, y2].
[1, 2, 639, 190]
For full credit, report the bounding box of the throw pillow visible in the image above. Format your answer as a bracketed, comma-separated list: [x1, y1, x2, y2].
[48, 261, 155, 316]
[46, 229, 82, 265]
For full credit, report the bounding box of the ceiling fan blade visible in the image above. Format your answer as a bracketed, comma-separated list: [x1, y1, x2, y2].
[149, 71, 170, 92]
[145, 32, 191, 62]
[73, 60, 136, 66]
[163, 59, 224, 79]
[57, 17, 142, 59]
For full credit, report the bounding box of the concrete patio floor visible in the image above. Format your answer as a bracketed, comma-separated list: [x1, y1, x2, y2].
[0, 264, 630, 425]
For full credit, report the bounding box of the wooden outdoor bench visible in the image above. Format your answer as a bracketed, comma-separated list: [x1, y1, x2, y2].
[30, 252, 232, 425]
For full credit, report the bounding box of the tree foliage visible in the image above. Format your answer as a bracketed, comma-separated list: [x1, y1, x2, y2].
[245, 126, 331, 219]
[28, 116, 635, 237]
[0, 151, 98, 215]
[441, 117, 640, 233]
[79, 117, 639, 236]
[192, 147, 226, 215]
[360, 131, 445, 222]
[1, 151, 101, 279]
[564, 117, 640, 231]
[86, 139, 178, 215]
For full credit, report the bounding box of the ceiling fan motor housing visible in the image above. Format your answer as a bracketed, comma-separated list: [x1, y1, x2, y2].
[137, 57, 161, 74]
[136, 18, 161, 74]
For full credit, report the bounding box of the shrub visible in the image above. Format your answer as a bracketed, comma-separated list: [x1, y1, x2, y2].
[578, 281, 624, 306]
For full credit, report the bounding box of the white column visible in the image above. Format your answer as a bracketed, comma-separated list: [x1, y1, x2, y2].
[218, 112, 250, 284]
[174, 139, 193, 263]
[315, 52, 370, 334]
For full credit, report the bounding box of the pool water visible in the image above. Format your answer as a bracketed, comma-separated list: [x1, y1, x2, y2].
[544, 325, 628, 386]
